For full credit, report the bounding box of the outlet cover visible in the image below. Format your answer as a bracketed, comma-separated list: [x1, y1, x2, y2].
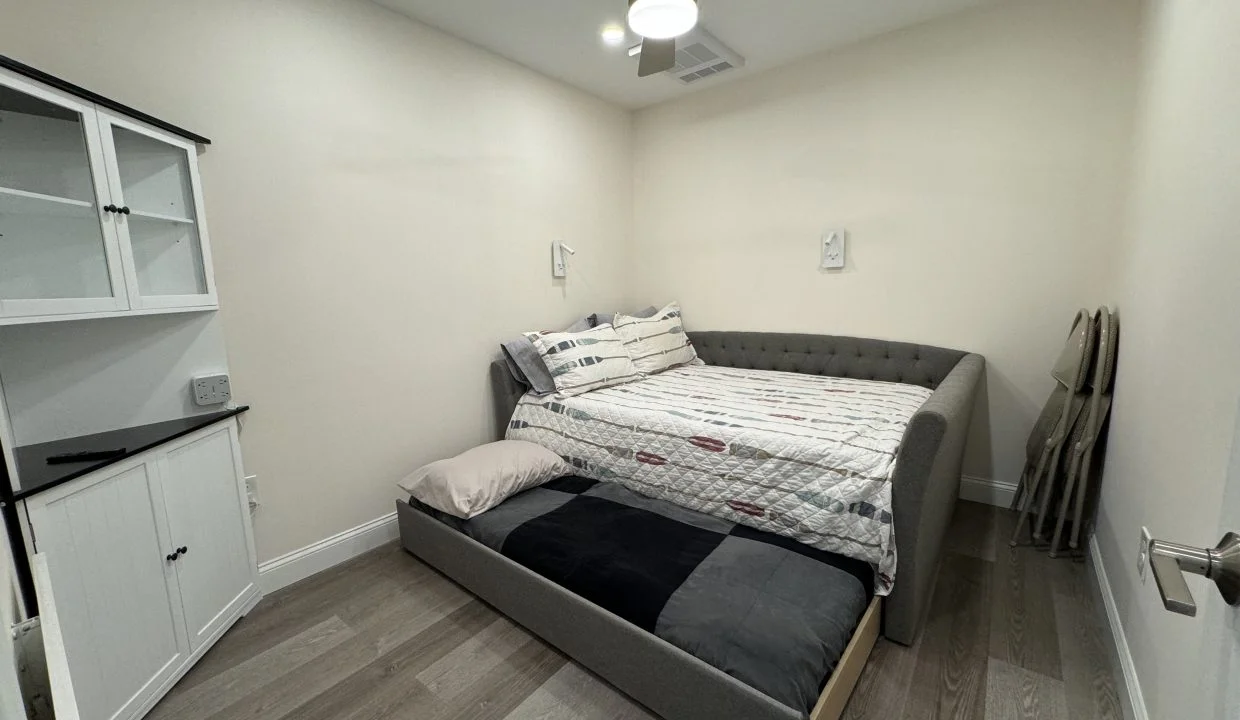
[245, 474, 260, 510]
[192, 373, 232, 406]
[1137, 526, 1152, 583]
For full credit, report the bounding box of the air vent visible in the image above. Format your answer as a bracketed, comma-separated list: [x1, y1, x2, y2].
[665, 29, 745, 85]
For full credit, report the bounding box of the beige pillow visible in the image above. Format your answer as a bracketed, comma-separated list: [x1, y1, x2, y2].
[398, 440, 570, 519]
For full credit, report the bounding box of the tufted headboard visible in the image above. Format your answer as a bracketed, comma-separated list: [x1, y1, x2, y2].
[687, 332, 966, 390]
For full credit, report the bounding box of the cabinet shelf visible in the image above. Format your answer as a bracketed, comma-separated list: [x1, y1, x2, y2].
[0, 185, 94, 218]
[128, 209, 194, 225]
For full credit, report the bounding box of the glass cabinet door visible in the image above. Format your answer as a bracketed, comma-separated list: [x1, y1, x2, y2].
[0, 72, 128, 319]
[98, 112, 217, 310]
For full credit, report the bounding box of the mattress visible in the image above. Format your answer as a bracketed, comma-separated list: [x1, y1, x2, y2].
[506, 364, 933, 594]
[412, 475, 871, 716]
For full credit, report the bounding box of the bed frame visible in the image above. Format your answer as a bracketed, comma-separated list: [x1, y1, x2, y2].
[400, 331, 983, 719]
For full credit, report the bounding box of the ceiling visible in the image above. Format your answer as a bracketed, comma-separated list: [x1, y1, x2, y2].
[375, 0, 998, 108]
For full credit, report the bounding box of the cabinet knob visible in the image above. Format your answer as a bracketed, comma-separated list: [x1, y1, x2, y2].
[104, 204, 118, 213]
[178, 546, 188, 555]
[166, 551, 179, 562]
[120, 206, 131, 215]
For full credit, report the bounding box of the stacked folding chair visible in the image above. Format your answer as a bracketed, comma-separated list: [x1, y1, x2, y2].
[1048, 307, 1119, 557]
[1010, 309, 1098, 550]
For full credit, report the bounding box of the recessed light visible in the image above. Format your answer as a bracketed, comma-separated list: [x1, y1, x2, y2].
[600, 25, 627, 46]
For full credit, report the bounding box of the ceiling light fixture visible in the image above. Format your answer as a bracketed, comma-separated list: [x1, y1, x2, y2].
[600, 24, 627, 46]
[627, 0, 699, 40]
[627, 43, 643, 57]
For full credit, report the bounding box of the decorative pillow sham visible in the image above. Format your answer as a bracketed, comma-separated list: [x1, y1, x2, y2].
[500, 316, 593, 395]
[397, 440, 570, 519]
[531, 324, 641, 397]
[613, 301, 699, 375]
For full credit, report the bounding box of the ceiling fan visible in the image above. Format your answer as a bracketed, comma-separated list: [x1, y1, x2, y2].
[627, 0, 700, 77]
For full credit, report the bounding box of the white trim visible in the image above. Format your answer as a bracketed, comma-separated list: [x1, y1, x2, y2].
[257, 513, 399, 594]
[958, 474, 1018, 507]
[1089, 535, 1149, 720]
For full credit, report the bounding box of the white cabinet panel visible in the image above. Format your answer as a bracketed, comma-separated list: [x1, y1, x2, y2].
[0, 69, 128, 320]
[159, 425, 256, 649]
[31, 554, 83, 720]
[27, 461, 187, 720]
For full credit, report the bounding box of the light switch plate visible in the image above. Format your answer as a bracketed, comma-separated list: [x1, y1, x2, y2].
[192, 373, 231, 406]
[821, 230, 846, 269]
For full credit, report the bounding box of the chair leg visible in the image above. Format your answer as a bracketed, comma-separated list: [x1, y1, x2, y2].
[1069, 445, 1097, 552]
[1011, 448, 1051, 547]
[1011, 464, 1032, 511]
[1032, 444, 1065, 544]
[1049, 449, 1083, 558]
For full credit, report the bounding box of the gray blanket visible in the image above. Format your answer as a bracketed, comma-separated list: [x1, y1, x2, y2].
[414, 475, 871, 716]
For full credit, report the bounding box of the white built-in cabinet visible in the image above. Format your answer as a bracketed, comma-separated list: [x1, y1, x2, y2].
[23, 420, 258, 720]
[0, 67, 217, 324]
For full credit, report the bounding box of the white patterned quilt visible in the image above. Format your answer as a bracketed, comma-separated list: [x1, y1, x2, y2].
[506, 364, 933, 595]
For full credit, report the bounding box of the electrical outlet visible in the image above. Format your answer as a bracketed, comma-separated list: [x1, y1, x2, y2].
[192, 373, 232, 406]
[1137, 526, 1152, 583]
[245, 474, 260, 510]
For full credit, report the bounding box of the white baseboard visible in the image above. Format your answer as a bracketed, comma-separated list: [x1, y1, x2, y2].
[1089, 535, 1149, 720]
[258, 512, 399, 594]
[958, 474, 1018, 507]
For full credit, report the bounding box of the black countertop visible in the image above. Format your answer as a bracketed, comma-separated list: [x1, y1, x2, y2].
[9, 406, 249, 501]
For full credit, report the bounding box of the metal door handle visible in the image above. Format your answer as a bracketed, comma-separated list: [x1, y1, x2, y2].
[1149, 532, 1240, 616]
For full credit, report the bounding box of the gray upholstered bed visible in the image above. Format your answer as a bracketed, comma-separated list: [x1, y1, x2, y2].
[398, 331, 983, 719]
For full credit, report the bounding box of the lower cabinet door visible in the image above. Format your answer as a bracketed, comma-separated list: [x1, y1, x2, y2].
[27, 461, 188, 720]
[159, 423, 258, 650]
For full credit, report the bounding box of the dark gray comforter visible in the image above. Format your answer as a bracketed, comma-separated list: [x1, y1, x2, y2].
[413, 475, 871, 716]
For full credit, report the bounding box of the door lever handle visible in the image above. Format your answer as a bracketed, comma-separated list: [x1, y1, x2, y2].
[1149, 532, 1240, 617]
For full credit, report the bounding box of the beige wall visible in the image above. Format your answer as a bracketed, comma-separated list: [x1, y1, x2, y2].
[631, 0, 1140, 484]
[1095, 1, 1240, 717]
[0, 0, 633, 561]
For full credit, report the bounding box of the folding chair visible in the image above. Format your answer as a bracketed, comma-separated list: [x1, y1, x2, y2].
[1010, 309, 1097, 547]
[1048, 306, 1118, 557]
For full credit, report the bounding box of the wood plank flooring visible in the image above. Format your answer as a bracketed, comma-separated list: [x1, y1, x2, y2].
[148, 501, 1121, 720]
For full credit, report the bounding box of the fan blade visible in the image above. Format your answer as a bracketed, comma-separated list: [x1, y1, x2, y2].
[638, 38, 676, 77]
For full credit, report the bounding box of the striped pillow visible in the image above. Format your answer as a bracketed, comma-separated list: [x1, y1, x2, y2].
[529, 325, 642, 397]
[613, 302, 699, 375]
